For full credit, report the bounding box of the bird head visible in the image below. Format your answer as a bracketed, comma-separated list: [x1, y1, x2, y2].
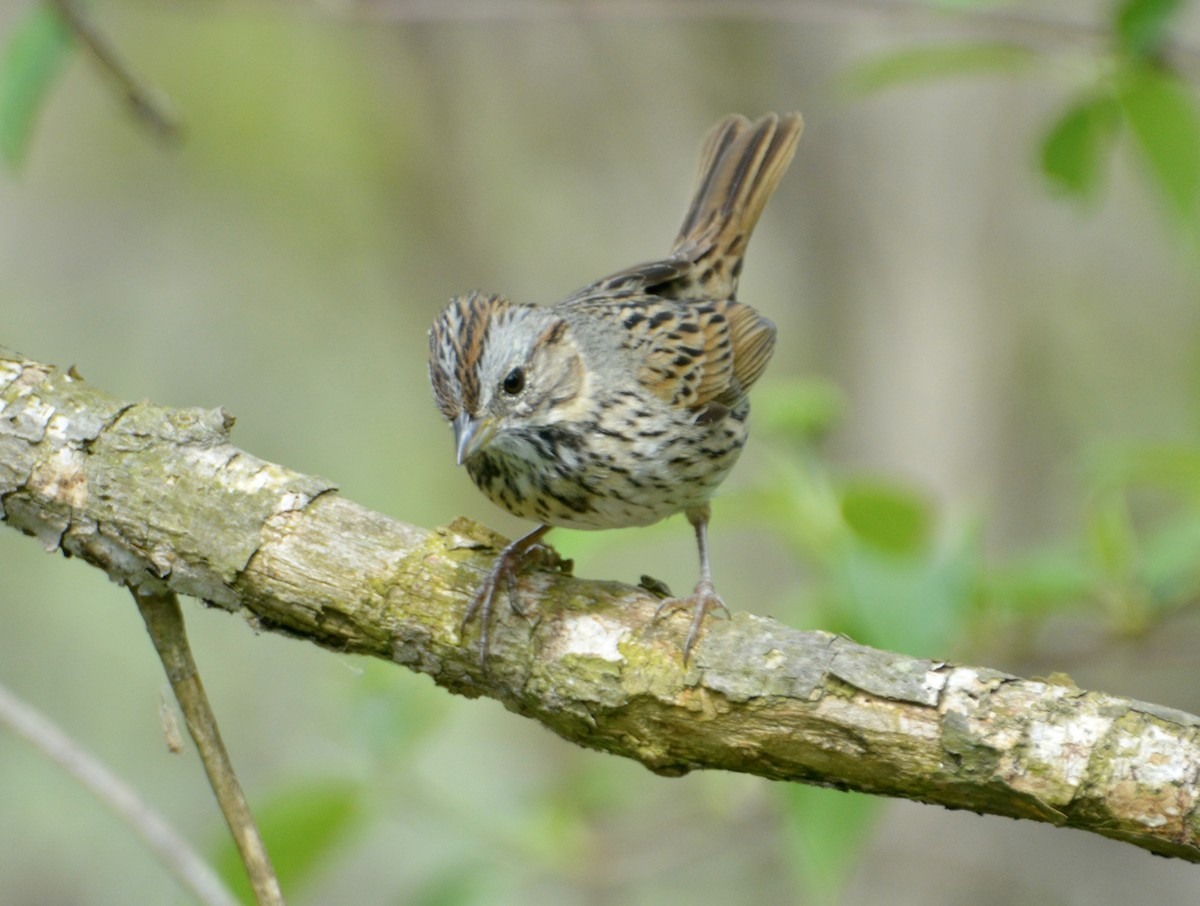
[428, 292, 585, 465]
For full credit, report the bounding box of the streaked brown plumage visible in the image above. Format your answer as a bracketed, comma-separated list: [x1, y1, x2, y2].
[429, 112, 803, 666]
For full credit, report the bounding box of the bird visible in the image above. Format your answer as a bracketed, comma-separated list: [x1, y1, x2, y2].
[429, 111, 803, 667]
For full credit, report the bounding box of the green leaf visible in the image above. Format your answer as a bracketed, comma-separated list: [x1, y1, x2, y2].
[834, 532, 978, 654]
[1118, 65, 1200, 243]
[1086, 441, 1200, 497]
[0, 5, 74, 169]
[1115, 0, 1185, 58]
[754, 377, 845, 444]
[778, 785, 882, 903]
[213, 779, 362, 903]
[841, 43, 1036, 95]
[1086, 495, 1138, 585]
[985, 547, 1094, 617]
[411, 866, 486, 906]
[351, 660, 449, 760]
[1141, 513, 1200, 603]
[1040, 95, 1121, 199]
[839, 480, 931, 556]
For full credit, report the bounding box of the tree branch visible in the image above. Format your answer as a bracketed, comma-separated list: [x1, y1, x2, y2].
[3, 345, 1199, 862]
[133, 586, 283, 906]
[46, 0, 182, 140]
[0, 680, 239, 906]
[339, 0, 1200, 72]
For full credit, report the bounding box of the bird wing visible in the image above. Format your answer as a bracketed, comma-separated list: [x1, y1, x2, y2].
[558, 112, 796, 412]
[569, 293, 776, 411]
[564, 254, 694, 301]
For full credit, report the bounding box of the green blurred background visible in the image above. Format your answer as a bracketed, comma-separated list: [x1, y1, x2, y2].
[4, 1, 1200, 903]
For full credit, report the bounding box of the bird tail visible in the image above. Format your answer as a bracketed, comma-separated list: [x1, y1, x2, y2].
[671, 112, 803, 299]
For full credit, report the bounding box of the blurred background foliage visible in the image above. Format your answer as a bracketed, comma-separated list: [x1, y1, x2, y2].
[3, 0, 1200, 903]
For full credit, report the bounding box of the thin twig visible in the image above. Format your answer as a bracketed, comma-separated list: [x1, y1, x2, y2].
[132, 586, 285, 906]
[0, 681, 238, 906]
[46, 0, 181, 140]
[337, 0, 1200, 68]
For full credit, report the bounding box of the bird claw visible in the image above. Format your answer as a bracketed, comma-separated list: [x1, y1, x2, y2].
[652, 579, 730, 665]
[461, 526, 552, 669]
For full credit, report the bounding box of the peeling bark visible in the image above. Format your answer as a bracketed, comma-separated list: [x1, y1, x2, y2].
[3, 345, 1199, 861]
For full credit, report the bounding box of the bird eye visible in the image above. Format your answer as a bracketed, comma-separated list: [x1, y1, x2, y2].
[501, 367, 526, 395]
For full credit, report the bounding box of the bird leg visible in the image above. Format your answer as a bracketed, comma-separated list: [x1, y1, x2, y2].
[462, 524, 553, 668]
[654, 504, 730, 664]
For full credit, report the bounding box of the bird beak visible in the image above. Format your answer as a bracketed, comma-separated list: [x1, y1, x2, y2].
[453, 413, 496, 465]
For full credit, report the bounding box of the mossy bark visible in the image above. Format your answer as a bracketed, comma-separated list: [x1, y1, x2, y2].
[3, 345, 1199, 861]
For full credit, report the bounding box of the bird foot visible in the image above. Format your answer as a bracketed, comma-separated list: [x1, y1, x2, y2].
[461, 526, 555, 668]
[653, 579, 730, 665]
